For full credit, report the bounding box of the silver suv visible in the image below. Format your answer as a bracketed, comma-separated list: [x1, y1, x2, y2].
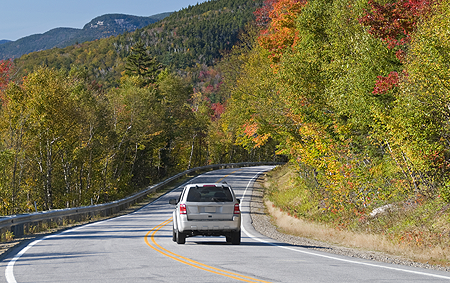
[169, 183, 241, 245]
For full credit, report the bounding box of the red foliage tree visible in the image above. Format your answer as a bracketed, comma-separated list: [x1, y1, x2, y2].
[0, 60, 13, 104]
[211, 102, 225, 121]
[372, 71, 400, 95]
[359, 0, 432, 50]
[0, 59, 12, 90]
[254, 0, 278, 26]
[359, 0, 432, 95]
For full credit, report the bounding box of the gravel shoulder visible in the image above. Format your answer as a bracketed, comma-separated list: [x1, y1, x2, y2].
[249, 176, 450, 273]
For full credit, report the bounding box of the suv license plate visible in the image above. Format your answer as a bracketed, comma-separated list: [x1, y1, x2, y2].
[205, 207, 216, 213]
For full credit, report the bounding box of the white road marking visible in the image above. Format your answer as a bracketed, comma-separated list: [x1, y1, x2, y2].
[3, 170, 209, 283]
[4, 214, 120, 283]
[240, 168, 450, 281]
[3, 169, 203, 283]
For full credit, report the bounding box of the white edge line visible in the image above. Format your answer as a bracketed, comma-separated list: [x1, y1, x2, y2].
[240, 167, 450, 281]
[4, 170, 194, 283]
[4, 216, 118, 283]
[4, 169, 197, 283]
[3, 172, 187, 283]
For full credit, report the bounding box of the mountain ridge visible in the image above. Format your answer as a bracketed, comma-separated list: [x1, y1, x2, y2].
[14, 0, 262, 89]
[0, 12, 171, 60]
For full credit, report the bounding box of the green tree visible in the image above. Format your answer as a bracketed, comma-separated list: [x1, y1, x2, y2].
[390, 0, 450, 200]
[106, 75, 165, 190]
[125, 41, 162, 86]
[156, 70, 196, 173]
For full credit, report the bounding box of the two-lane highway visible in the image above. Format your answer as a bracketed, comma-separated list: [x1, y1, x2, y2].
[2, 166, 450, 282]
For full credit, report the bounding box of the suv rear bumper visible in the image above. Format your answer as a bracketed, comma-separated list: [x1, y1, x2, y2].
[178, 216, 241, 234]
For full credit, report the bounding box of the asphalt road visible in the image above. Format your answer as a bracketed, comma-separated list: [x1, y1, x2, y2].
[1, 166, 450, 282]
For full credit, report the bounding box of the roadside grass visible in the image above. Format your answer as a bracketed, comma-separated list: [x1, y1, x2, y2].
[264, 164, 450, 267]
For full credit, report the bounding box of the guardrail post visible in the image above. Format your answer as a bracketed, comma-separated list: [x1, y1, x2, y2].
[11, 224, 24, 238]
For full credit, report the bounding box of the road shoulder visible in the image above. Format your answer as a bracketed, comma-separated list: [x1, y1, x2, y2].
[249, 175, 450, 272]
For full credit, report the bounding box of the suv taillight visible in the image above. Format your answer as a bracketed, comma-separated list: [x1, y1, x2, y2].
[179, 204, 187, 214]
[234, 203, 240, 214]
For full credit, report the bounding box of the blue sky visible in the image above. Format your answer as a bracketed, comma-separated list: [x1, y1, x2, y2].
[1, 0, 207, 41]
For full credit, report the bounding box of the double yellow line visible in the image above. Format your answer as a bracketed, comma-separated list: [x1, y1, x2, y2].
[144, 218, 271, 283]
[217, 169, 242, 183]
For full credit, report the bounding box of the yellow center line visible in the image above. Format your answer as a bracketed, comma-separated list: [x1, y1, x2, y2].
[145, 217, 271, 283]
[217, 169, 242, 183]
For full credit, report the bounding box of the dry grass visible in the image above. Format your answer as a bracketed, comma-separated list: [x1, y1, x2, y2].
[266, 199, 450, 265]
[263, 166, 450, 266]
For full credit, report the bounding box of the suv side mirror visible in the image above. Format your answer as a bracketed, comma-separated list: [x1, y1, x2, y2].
[169, 199, 177, 205]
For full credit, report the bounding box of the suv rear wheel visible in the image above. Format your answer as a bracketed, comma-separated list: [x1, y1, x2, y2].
[172, 228, 177, 242]
[226, 230, 241, 245]
[176, 230, 186, 244]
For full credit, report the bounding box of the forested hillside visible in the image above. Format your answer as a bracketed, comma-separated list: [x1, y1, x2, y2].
[12, 0, 263, 89]
[0, 13, 171, 60]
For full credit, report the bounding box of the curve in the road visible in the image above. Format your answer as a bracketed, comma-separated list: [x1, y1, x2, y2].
[4, 165, 450, 282]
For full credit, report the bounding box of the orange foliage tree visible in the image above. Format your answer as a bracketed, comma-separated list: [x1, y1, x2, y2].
[256, 0, 307, 63]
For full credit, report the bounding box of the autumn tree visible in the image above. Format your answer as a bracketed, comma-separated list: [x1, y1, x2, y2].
[389, 0, 450, 200]
[217, 25, 288, 164]
[0, 60, 13, 106]
[256, 0, 307, 63]
[221, 0, 433, 219]
[0, 60, 12, 90]
[0, 66, 119, 212]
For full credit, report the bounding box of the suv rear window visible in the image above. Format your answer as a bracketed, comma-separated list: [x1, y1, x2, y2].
[186, 186, 233, 202]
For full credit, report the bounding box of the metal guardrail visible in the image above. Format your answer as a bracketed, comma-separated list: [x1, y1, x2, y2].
[0, 162, 283, 238]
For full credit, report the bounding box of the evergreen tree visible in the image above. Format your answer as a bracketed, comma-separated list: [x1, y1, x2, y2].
[124, 41, 162, 86]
